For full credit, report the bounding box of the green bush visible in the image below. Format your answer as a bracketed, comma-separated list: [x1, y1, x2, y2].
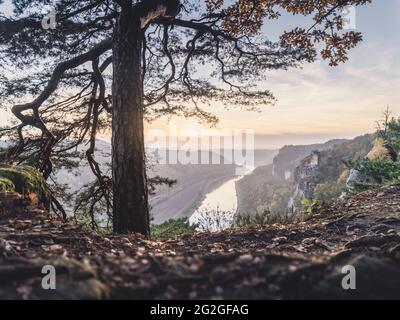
[346, 157, 400, 194]
[347, 110, 400, 193]
[151, 218, 197, 240]
[382, 118, 400, 154]
[348, 157, 400, 183]
[0, 165, 49, 203]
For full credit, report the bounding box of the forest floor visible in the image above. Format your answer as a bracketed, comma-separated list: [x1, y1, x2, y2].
[1, 185, 400, 299]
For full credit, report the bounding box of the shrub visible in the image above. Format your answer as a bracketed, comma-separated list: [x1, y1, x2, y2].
[346, 157, 400, 193]
[193, 207, 235, 232]
[235, 208, 301, 227]
[301, 197, 322, 216]
[151, 218, 197, 240]
[347, 109, 400, 193]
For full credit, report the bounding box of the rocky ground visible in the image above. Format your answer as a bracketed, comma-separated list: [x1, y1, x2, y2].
[1, 185, 400, 300]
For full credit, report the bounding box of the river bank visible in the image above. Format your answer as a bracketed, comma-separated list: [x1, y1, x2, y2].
[189, 167, 255, 231]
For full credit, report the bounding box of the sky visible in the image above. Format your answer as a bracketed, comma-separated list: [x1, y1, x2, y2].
[149, 0, 400, 148]
[1, 0, 399, 149]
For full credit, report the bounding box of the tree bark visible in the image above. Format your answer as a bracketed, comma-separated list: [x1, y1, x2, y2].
[112, 7, 150, 237]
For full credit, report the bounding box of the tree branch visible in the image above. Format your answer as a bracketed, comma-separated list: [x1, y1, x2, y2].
[12, 38, 112, 134]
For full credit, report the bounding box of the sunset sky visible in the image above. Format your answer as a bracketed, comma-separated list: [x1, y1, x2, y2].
[148, 0, 400, 148]
[1, 0, 399, 149]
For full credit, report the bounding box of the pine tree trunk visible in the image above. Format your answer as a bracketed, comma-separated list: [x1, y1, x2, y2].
[112, 7, 150, 237]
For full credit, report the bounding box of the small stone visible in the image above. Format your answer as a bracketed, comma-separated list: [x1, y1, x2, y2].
[238, 254, 253, 262]
[273, 236, 288, 243]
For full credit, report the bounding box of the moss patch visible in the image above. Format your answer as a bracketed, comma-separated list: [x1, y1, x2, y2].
[0, 177, 15, 193]
[0, 165, 49, 204]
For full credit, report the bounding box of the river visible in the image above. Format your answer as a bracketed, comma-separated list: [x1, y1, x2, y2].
[189, 167, 254, 231]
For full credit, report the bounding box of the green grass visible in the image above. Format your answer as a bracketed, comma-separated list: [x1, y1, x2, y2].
[151, 218, 197, 240]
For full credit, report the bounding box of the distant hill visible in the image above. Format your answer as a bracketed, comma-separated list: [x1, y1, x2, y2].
[236, 135, 373, 216]
[254, 149, 279, 167]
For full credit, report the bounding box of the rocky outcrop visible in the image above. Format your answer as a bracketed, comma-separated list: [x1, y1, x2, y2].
[346, 169, 368, 189]
[288, 134, 374, 211]
[272, 139, 344, 181]
[288, 151, 321, 210]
